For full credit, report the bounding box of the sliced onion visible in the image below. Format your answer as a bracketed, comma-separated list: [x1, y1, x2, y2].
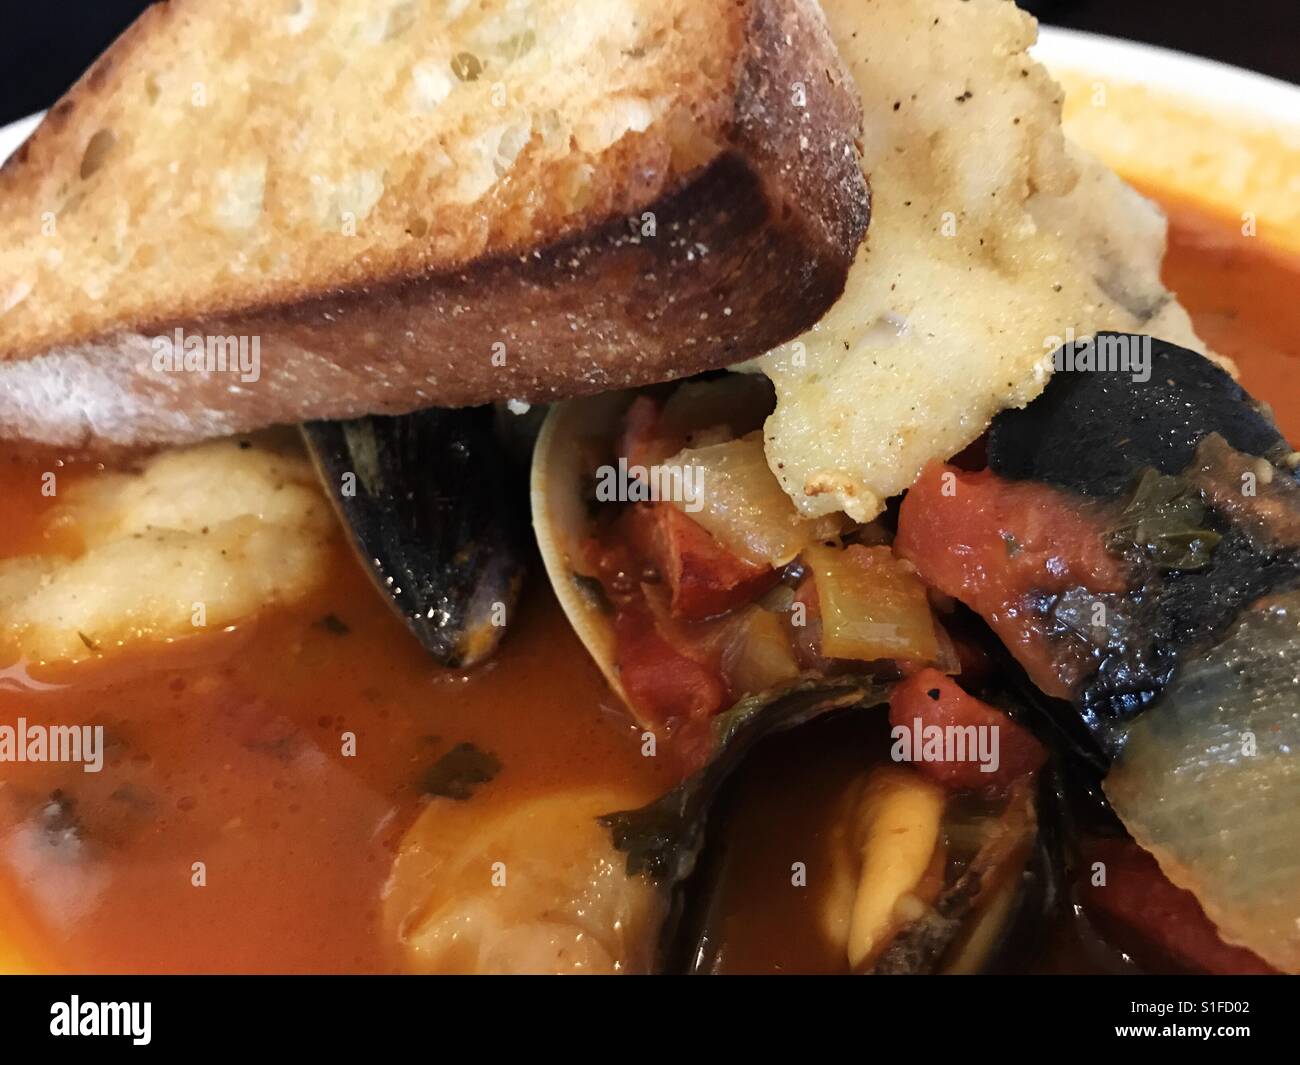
[1104, 588, 1300, 973]
[720, 606, 800, 696]
[667, 433, 842, 567]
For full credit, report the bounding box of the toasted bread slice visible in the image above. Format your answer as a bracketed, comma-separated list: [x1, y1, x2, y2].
[0, 0, 868, 448]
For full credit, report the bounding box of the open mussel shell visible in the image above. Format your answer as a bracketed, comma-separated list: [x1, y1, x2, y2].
[599, 678, 889, 971]
[531, 389, 639, 701]
[304, 406, 525, 669]
[598, 677, 1059, 974]
[861, 775, 1057, 976]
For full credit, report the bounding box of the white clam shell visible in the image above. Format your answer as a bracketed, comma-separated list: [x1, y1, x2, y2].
[531, 390, 639, 704]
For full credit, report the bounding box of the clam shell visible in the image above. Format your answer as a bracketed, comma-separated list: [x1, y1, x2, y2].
[530, 390, 638, 703]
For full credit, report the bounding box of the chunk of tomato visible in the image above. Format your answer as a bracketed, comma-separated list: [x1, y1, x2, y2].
[895, 462, 1127, 696]
[634, 503, 779, 621]
[888, 668, 1046, 793]
[1081, 838, 1277, 975]
[613, 606, 728, 734]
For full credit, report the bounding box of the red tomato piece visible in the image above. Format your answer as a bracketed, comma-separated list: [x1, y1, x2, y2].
[631, 503, 778, 621]
[612, 606, 728, 733]
[895, 462, 1128, 697]
[1081, 838, 1277, 975]
[888, 668, 1046, 792]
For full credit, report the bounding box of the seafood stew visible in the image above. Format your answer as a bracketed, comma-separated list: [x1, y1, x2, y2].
[1, 0, 1298, 981]
[1, 193, 1295, 974]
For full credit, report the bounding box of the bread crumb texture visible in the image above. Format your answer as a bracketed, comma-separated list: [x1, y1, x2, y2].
[759, 0, 1206, 522]
[0, 0, 739, 351]
[0, 437, 332, 664]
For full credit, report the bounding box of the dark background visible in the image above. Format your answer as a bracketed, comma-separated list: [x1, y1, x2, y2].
[0, 0, 1297, 128]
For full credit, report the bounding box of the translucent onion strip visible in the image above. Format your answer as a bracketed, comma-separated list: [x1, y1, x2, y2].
[1105, 587, 1300, 972]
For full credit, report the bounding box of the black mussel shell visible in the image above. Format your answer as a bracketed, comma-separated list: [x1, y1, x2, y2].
[988, 335, 1300, 741]
[989, 334, 1291, 495]
[303, 406, 525, 668]
[600, 678, 891, 971]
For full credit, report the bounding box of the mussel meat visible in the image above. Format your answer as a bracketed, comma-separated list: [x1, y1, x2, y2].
[383, 673, 1054, 974]
[601, 678, 1055, 974]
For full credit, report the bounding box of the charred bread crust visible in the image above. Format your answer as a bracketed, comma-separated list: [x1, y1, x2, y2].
[734, 0, 871, 266]
[0, 0, 869, 447]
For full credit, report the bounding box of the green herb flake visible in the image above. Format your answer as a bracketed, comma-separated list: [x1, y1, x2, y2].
[1107, 468, 1222, 571]
[599, 802, 686, 881]
[422, 742, 502, 801]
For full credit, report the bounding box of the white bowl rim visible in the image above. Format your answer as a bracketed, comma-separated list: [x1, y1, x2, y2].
[1030, 24, 1300, 133]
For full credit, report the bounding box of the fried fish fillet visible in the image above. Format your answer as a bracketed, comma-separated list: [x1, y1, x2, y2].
[758, 0, 1206, 521]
